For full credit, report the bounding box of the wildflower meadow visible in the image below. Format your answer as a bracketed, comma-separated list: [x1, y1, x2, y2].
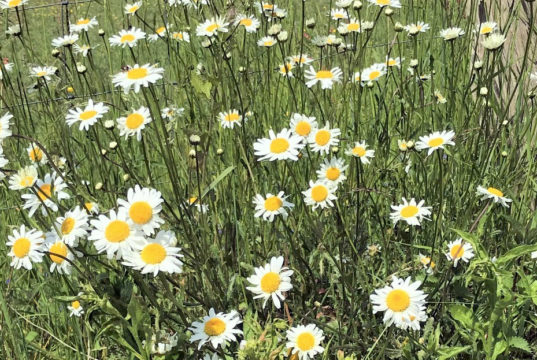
[1, 0, 537, 359]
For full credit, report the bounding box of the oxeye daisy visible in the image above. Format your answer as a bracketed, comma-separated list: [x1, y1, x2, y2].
[7, 225, 44, 270]
[0, 111, 13, 142]
[122, 230, 183, 276]
[352, 71, 362, 83]
[404, 22, 430, 36]
[46, 239, 78, 275]
[386, 56, 403, 68]
[146, 331, 179, 355]
[218, 109, 243, 129]
[346, 141, 375, 164]
[370, 276, 428, 330]
[415, 130, 455, 155]
[368, 0, 402, 7]
[440, 27, 465, 41]
[0, 61, 14, 80]
[84, 201, 100, 214]
[183, 0, 209, 8]
[361, 63, 387, 83]
[171, 31, 190, 42]
[302, 180, 337, 210]
[257, 36, 277, 47]
[476, 186, 512, 207]
[252, 191, 294, 222]
[234, 14, 260, 33]
[434, 89, 447, 104]
[65, 99, 109, 131]
[289, 113, 317, 138]
[117, 185, 164, 235]
[418, 253, 436, 274]
[73, 44, 93, 57]
[68, 300, 84, 317]
[26, 143, 48, 164]
[161, 106, 184, 120]
[279, 62, 294, 78]
[196, 16, 229, 37]
[88, 209, 144, 259]
[286, 324, 325, 359]
[304, 66, 343, 89]
[316, 157, 348, 185]
[51, 33, 79, 48]
[112, 64, 164, 93]
[21, 173, 70, 216]
[445, 238, 474, 267]
[290, 54, 313, 66]
[109, 27, 146, 48]
[30, 66, 57, 81]
[0, 149, 7, 171]
[148, 25, 171, 41]
[247, 256, 293, 308]
[187, 196, 209, 213]
[69, 17, 98, 33]
[308, 123, 341, 154]
[482, 33, 506, 51]
[390, 198, 431, 226]
[330, 8, 348, 20]
[117, 106, 152, 141]
[345, 18, 361, 33]
[9, 165, 38, 190]
[0, 0, 28, 8]
[189, 308, 243, 350]
[125, 1, 142, 14]
[253, 129, 304, 161]
[478, 21, 497, 35]
[48, 206, 89, 246]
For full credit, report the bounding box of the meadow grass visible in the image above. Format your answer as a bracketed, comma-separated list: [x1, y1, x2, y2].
[1, 0, 537, 359]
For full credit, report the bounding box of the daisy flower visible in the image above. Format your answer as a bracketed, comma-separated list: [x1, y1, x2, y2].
[476, 186, 512, 207]
[182, 0, 209, 8]
[279, 63, 294, 78]
[247, 256, 293, 308]
[109, 27, 146, 48]
[117, 106, 152, 141]
[0, 111, 13, 142]
[117, 184, 164, 235]
[69, 17, 98, 33]
[286, 324, 325, 359]
[390, 198, 431, 226]
[304, 66, 343, 89]
[302, 180, 337, 210]
[346, 141, 375, 164]
[125, 1, 142, 15]
[415, 130, 455, 155]
[368, 0, 401, 7]
[26, 143, 47, 164]
[404, 22, 430, 36]
[196, 16, 229, 37]
[418, 253, 436, 274]
[434, 89, 447, 104]
[147, 331, 179, 355]
[482, 33, 506, 51]
[330, 8, 348, 20]
[352, 71, 362, 83]
[112, 64, 164, 93]
[370, 276, 428, 330]
[46, 239, 77, 275]
[189, 308, 243, 350]
[0, 0, 28, 9]
[122, 230, 183, 276]
[9, 165, 38, 190]
[345, 18, 362, 33]
[65, 99, 109, 131]
[30, 66, 57, 81]
[68, 300, 84, 317]
[171, 31, 190, 42]
[308, 123, 341, 155]
[445, 238, 475, 267]
[7, 225, 45, 270]
[73, 44, 93, 57]
[21, 173, 70, 216]
[252, 191, 294, 222]
[478, 21, 497, 35]
[161, 106, 184, 120]
[397, 139, 413, 151]
[187, 196, 209, 213]
[290, 113, 317, 138]
[0, 61, 14, 80]
[48, 206, 89, 246]
[257, 36, 277, 47]
[51, 34, 79, 48]
[361, 63, 387, 83]
[253, 129, 304, 161]
[290, 54, 313, 66]
[148, 25, 171, 41]
[88, 209, 144, 259]
[234, 14, 260, 33]
[218, 109, 243, 129]
[386, 56, 403, 68]
[440, 27, 465, 41]
[317, 157, 348, 185]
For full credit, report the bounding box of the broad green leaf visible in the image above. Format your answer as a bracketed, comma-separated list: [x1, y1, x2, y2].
[491, 340, 508, 360]
[437, 345, 471, 360]
[191, 72, 212, 99]
[494, 244, 537, 266]
[509, 336, 531, 352]
[24, 331, 38, 343]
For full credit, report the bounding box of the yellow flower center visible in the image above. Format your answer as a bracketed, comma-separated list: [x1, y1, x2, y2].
[129, 201, 153, 225]
[127, 68, 148, 80]
[225, 113, 240, 122]
[400, 205, 419, 218]
[71, 300, 81, 309]
[347, 23, 360, 31]
[334, 13, 344, 19]
[377, 0, 391, 5]
[388, 59, 397, 66]
[263, 41, 273, 46]
[326, 167, 340, 181]
[36, 71, 47, 77]
[427, 137, 444, 147]
[125, 113, 145, 129]
[281, 64, 293, 73]
[240, 18, 253, 26]
[311, 185, 328, 202]
[450, 244, 465, 259]
[264, 196, 283, 211]
[156, 26, 166, 34]
[189, 196, 198, 204]
[386, 289, 410, 312]
[128, 5, 139, 13]
[260, 271, 281, 293]
[19, 175, 35, 188]
[140, 243, 167, 264]
[84, 202, 94, 211]
[352, 146, 366, 157]
[29, 147, 43, 162]
[13, 237, 31, 258]
[206, 23, 220, 33]
[481, 26, 492, 34]
[173, 32, 184, 40]
[270, 138, 290, 154]
[296, 332, 315, 351]
[104, 220, 130, 243]
[8, 0, 22, 7]
[61, 217, 75, 235]
[316, 70, 333, 79]
[49, 242, 68, 264]
[487, 187, 503, 197]
[38, 184, 52, 201]
[79, 110, 97, 121]
[204, 317, 226, 336]
[369, 70, 381, 80]
[420, 256, 431, 265]
[77, 19, 90, 25]
[315, 130, 331, 146]
[120, 34, 136, 43]
[295, 121, 311, 136]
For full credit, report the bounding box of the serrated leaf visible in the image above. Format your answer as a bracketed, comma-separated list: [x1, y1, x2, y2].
[509, 336, 531, 352]
[530, 281, 537, 305]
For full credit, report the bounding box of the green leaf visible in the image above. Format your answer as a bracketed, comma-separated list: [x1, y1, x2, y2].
[530, 281, 537, 305]
[448, 304, 473, 329]
[491, 340, 508, 360]
[25, 331, 38, 343]
[191, 72, 212, 99]
[509, 336, 531, 352]
[494, 244, 537, 266]
[437, 345, 471, 360]
[201, 165, 236, 198]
